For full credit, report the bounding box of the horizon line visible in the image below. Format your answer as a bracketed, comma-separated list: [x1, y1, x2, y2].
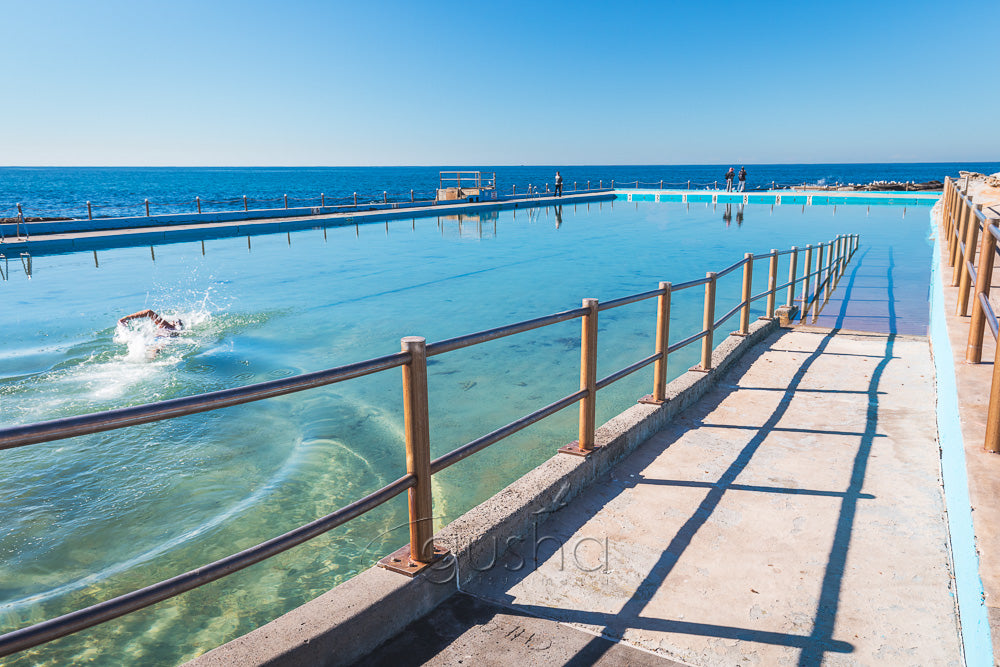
[1, 160, 998, 169]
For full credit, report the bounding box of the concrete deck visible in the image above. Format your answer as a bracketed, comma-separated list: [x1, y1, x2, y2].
[368, 327, 962, 665]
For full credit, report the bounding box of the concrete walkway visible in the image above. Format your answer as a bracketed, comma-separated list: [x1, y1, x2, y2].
[368, 328, 961, 665]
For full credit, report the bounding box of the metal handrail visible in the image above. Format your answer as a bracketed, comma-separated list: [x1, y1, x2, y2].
[431, 390, 586, 474]
[0, 473, 415, 655]
[426, 307, 587, 356]
[0, 231, 859, 657]
[0, 352, 411, 451]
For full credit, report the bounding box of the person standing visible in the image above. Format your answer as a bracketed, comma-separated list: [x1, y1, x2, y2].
[554, 171, 563, 197]
[738, 166, 747, 192]
[725, 167, 735, 192]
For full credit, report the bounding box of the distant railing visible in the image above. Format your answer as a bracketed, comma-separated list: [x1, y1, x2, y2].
[940, 176, 1000, 452]
[0, 231, 858, 656]
[438, 171, 496, 191]
[3, 176, 938, 226]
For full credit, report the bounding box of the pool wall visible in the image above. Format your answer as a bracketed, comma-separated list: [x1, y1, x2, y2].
[619, 189, 938, 207]
[0, 192, 613, 256]
[0, 189, 935, 257]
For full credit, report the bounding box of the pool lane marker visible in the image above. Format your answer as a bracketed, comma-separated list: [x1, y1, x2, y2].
[928, 210, 994, 666]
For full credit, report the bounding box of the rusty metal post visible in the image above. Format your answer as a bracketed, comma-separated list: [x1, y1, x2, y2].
[561, 299, 600, 456]
[942, 177, 953, 241]
[951, 197, 970, 282]
[644, 282, 672, 404]
[800, 244, 814, 322]
[87, 201, 92, 220]
[766, 249, 779, 318]
[833, 235, 842, 278]
[986, 340, 1000, 453]
[700, 273, 717, 370]
[949, 184, 964, 256]
[196, 196, 201, 214]
[145, 199, 150, 216]
[948, 182, 961, 249]
[823, 240, 834, 300]
[738, 254, 753, 334]
[400, 336, 435, 562]
[812, 242, 825, 320]
[354, 192, 358, 206]
[578, 299, 599, 451]
[321, 193, 325, 207]
[968, 216, 999, 363]
[957, 203, 984, 316]
[786, 246, 799, 307]
[243, 195, 248, 211]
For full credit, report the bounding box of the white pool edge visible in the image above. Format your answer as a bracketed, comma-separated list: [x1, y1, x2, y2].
[928, 209, 994, 665]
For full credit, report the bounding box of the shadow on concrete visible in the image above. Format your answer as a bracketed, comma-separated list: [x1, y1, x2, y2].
[457, 249, 903, 665]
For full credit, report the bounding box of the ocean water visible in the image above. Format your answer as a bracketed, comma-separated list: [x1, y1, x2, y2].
[2, 162, 997, 220]
[0, 168, 945, 664]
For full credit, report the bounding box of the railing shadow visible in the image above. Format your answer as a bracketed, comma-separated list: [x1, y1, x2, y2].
[468, 254, 899, 663]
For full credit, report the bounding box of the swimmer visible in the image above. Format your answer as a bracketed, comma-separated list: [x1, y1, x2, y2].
[118, 309, 183, 334]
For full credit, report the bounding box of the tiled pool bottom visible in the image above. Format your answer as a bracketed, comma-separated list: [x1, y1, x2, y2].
[0, 199, 934, 664]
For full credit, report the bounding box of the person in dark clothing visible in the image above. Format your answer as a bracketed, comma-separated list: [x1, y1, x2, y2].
[554, 171, 563, 197]
[738, 167, 747, 192]
[725, 167, 735, 192]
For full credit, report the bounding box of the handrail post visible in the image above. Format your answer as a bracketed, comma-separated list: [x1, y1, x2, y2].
[824, 240, 834, 301]
[766, 249, 778, 318]
[561, 299, 599, 456]
[949, 183, 961, 254]
[700, 272, 717, 370]
[642, 282, 672, 404]
[739, 254, 753, 334]
[942, 177, 953, 245]
[968, 217, 999, 362]
[952, 196, 971, 283]
[812, 241, 825, 320]
[786, 246, 799, 308]
[400, 336, 435, 562]
[957, 203, 984, 316]
[243, 195, 248, 211]
[196, 196, 201, 214]
[833, 235, 843, 279]
[986, 339, 1000, 453]
[87, 201, 92, 220]
[800, 244, 813, 323]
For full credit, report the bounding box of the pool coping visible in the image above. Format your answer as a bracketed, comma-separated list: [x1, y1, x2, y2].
[0, 189, 934, 257]
[0, 192, 612, 256]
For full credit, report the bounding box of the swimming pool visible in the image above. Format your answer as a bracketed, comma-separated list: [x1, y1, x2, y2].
[0, 198, 933, 664]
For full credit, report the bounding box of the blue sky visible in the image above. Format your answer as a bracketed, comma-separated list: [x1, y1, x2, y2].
[4, 0, 998, 166]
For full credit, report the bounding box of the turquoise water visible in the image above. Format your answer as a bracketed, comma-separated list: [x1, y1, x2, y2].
[0, 199, 932, 664]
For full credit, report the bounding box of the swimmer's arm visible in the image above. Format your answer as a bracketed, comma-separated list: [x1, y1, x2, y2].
[118, 309, 172, 328]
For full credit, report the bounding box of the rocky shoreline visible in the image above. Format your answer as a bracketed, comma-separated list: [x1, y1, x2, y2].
[792, 179, 943, 192]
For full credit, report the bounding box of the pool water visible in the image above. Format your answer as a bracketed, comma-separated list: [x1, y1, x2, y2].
[0, 198, 933, 664]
